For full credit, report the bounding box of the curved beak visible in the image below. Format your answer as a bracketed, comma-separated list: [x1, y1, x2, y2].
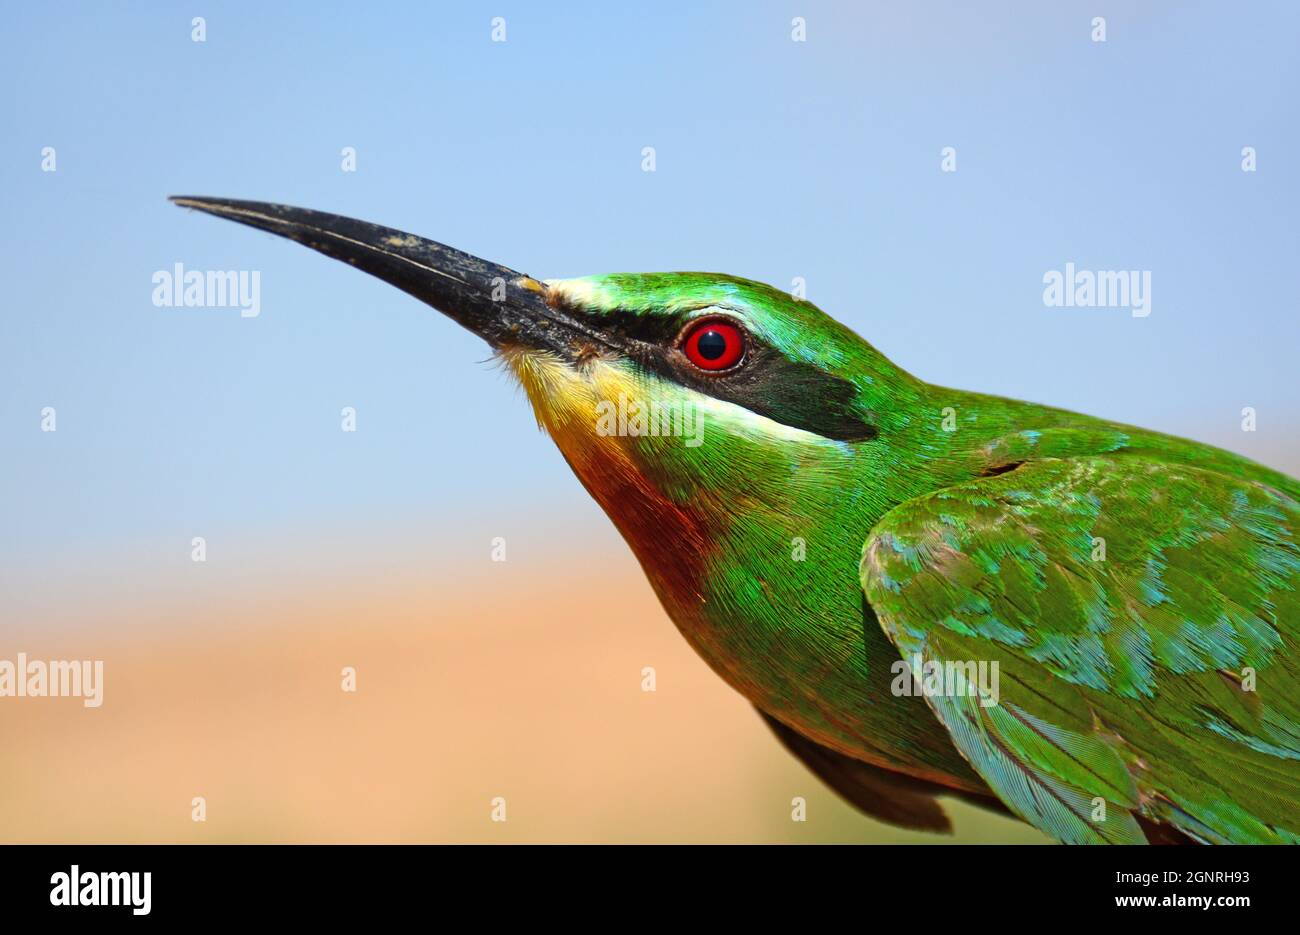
[169, 196, 599, 355]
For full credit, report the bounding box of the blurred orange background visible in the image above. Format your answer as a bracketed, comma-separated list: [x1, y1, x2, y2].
[1, 522, 1046, 844]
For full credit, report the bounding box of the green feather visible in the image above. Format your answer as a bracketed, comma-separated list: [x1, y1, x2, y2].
[862, 455, 1300, 843]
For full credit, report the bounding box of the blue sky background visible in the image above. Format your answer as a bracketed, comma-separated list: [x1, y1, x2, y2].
[3, 1, 1298, 625]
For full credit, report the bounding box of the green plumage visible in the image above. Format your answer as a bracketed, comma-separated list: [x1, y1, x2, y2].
[864, 456, 1300, 843]
[554, 273, 1300, 843]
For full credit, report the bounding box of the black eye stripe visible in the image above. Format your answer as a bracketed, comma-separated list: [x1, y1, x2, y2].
[542, 297, 877, 443]
[579, 310, 876, 443]
[674, 344, 877, 441]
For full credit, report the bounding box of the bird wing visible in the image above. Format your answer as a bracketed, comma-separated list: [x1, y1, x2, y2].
[859, 455, 1300, 844]
[755, 706, 1013, 833]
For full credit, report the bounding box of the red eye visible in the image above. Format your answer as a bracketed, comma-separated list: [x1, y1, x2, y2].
[682, 319, 745, 371]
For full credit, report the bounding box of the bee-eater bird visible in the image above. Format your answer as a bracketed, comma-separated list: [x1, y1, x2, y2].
[172, 196, 1300, 844]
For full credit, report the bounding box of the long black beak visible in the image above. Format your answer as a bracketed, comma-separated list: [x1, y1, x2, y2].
[169, 196, 596, 353]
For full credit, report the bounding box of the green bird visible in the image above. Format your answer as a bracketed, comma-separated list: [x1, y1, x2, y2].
[172, 196, 1300, 844]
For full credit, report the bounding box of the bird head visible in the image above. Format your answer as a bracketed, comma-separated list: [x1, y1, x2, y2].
[171, 198, 928, 606]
